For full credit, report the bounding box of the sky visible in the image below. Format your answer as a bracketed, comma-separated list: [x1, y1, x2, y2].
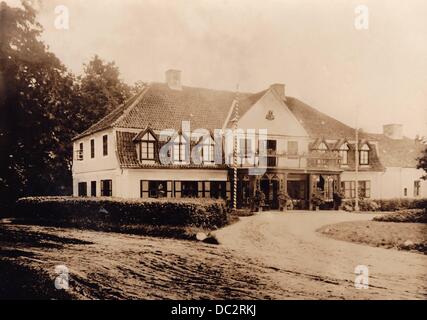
[6, 0, 427, 138]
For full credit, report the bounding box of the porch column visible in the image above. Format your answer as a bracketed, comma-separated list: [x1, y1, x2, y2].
[283, 172, 288, 194]
[308, 174, 313, 210]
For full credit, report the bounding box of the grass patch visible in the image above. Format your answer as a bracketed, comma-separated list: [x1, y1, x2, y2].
[318, 220, 427, 254]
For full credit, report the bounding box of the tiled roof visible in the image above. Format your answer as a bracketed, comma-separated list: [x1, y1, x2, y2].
[285, 97, 370, 140]
[367, 134, 425, 168]
[73, 90, 146, 140]
[116, 131, 140, 168]
[226, 90, 267, 128]
[77, 82, 423, 170]
[115, 83, 250, 132]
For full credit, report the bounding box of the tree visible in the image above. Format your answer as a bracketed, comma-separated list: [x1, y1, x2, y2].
[417, 145, 427, 180]
[76, 55, 131, 132]
[0, 1, 79, 210]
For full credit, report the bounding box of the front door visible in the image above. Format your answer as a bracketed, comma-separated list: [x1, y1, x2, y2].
[260, 178, 280, 210]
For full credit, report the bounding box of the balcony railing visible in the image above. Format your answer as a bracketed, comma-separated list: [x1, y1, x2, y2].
[231, 151, 341, 170]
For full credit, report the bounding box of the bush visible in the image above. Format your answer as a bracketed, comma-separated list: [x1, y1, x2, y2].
[14, 197, 228, 230]
[342, 198, 427, 212]
[373, 209, 427, 223]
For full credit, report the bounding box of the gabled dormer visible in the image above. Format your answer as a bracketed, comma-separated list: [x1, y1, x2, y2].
[335, 140, 350, 166]
[133, 128, 158, 162]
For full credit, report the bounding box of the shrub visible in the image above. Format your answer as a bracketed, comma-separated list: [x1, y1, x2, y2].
[373, 209, 427, 223]
[14, 196, 228, 230]
[342, 198, 427, 212]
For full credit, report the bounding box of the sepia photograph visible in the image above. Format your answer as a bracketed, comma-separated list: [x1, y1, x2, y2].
[0, 0, 426, 307]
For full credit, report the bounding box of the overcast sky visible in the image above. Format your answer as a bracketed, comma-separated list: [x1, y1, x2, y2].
[6, 0, 427, 138]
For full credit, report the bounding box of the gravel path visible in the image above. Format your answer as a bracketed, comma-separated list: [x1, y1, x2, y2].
[215, 211, 427, 299]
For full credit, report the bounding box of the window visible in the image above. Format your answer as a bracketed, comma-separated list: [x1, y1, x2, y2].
[414, 180, 421, 197]
[210, 181, 226, 199]
[341, 180, 370, 198]
[76, 142, 84, 161]
[358, 181, 371, 198]
[239, 138, 253, 158]
[404, 188, 408, 197]
[288, 141, 298, 156]
[181, 181, 198, 198]
[90, 139, 95, 158]
[139, 132, 156, 160]
[359, 144, 370, 165]
[90, 181, 97, 197]
[100, 179, 112, 197]
[267, 139, 277, 167]
[202, 136, 215, 163]
[103, 135, 108, 156]
[141, 181, 167, 198]
[78, 182, 87, 197]
[173, 135, 187, 162]
[339, 143, 349, 165]
[341, 181, 355, 199]
[315, 142, 328, 165]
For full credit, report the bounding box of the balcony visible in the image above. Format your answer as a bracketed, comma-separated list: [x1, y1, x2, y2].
[231, 150, 341, 170]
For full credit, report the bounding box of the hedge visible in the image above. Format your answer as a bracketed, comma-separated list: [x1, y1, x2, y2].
[342, 198, 427, 212]
[373, 209, 427, 223]
[14, 196, 228, 229]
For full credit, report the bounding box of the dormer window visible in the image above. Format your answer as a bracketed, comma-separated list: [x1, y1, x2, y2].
[202, 135, 215, 163]
[134, 129, 158, 161]
[317, 142, 328, 153]
[173, 134, 188, 163]
[339, 143, 349, 165]
[314, 141, 328, 165]
[359, 144, 370, 165]
[139, 131, 156, 160]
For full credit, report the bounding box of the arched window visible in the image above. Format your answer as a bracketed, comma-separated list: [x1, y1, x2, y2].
[139, 131, 156, 160]
[339, 143, 349, 165]
[359, 144, 370, 165]
[173, 134, 187, 162]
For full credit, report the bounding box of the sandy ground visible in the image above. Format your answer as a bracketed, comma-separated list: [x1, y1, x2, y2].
[215, 211, 427, 299]
[0, 223, 282, 299]
[1, 211, 426, 299]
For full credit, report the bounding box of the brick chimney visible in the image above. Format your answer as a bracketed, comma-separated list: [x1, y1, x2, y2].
[383, 124, 403, 140]
[165, 69, 182, 90]
[270, 83, 286, 101]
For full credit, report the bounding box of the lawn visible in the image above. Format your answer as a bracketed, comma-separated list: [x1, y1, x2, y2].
[318, 220, 427, 254]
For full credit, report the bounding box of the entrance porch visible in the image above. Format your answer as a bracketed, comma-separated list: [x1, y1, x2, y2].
[231, 169, 341, 210]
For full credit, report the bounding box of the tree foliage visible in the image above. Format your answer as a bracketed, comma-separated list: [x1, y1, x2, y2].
[417, 145, 427, 180]
[76, 55, 131, 131]
[0, 1, 132, 210]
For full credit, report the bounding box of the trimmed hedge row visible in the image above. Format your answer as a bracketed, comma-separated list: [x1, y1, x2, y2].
[373, 209, 427, 223]
[14, 197, 228, 229]
[342, 198, 427, 212]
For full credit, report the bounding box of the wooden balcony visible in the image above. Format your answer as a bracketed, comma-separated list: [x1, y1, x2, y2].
[233, 150, 341, 170]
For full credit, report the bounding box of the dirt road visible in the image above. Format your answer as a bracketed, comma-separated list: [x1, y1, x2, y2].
[0, 222, 282, 299]
[1, 211, 426, 299]
[215, 211, 427, 299]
